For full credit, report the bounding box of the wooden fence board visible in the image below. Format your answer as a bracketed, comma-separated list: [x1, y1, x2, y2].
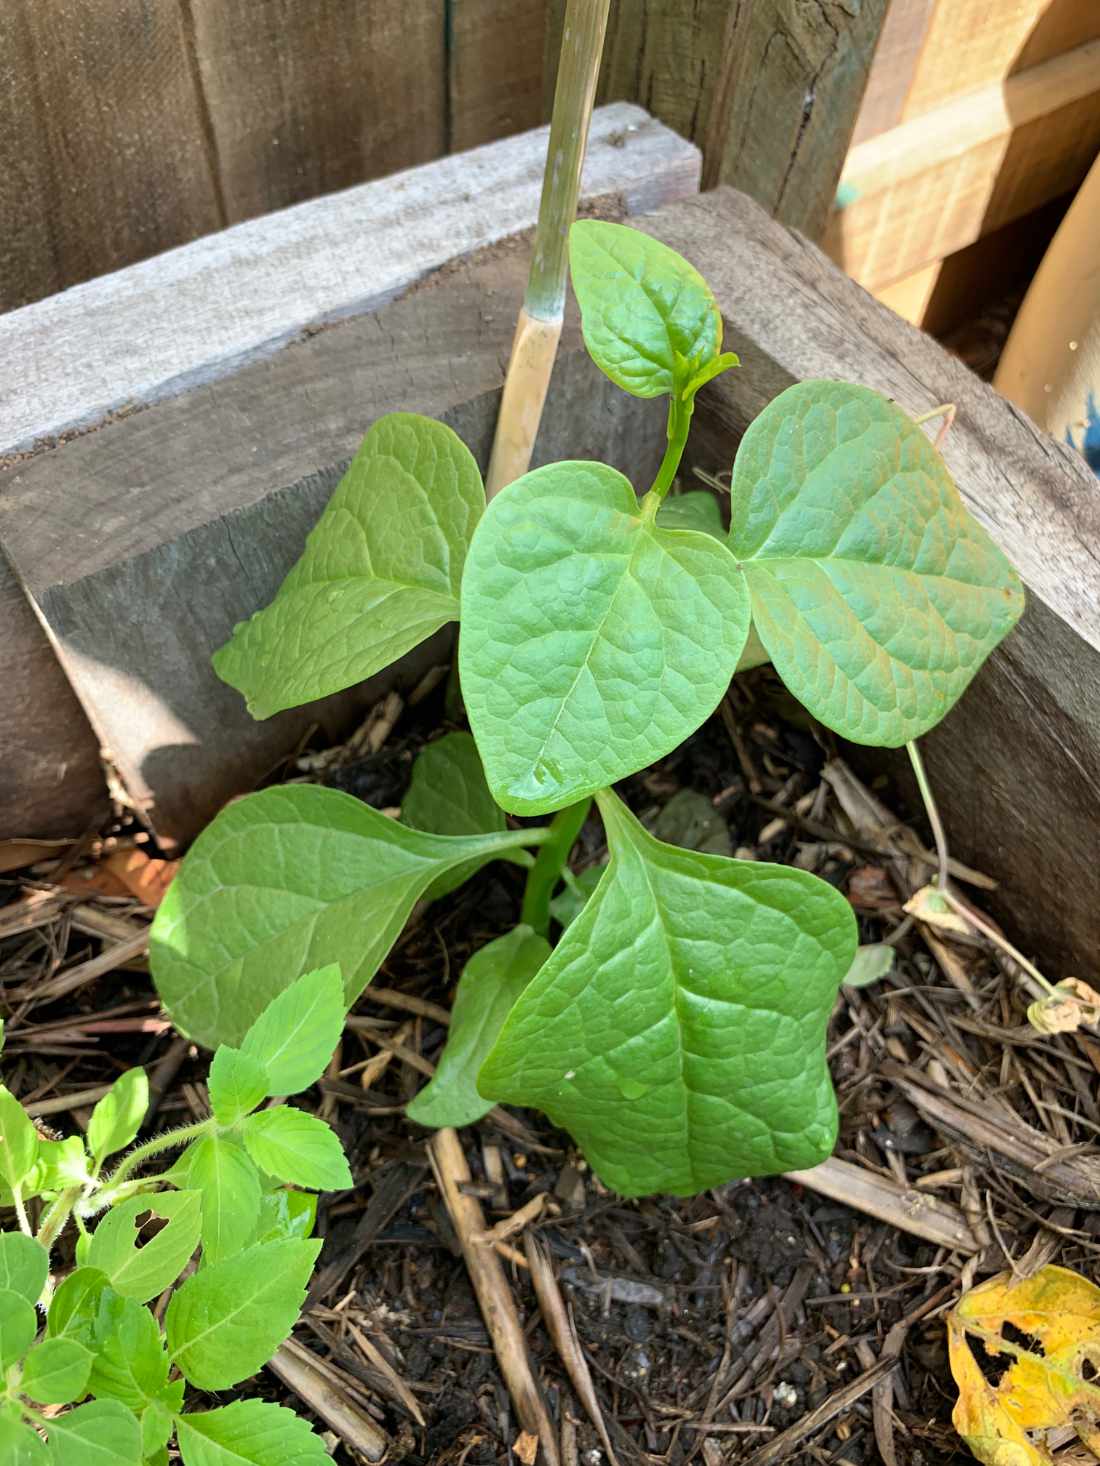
[828, 41, 1100, 290]
[0, 0, 223, 311]
[641, 187, 1099, 978]
[449, 0, 548, 152]
[189, 0, 446, 225]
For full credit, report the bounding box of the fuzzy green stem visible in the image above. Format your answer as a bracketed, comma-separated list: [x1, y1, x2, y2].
[11, 1186, 31, 1238]
[36, 1187, 81, 1252]
[521, 799, 593, 937]
[105, 1119, 212, 1191]
[906, 740, 950, 893]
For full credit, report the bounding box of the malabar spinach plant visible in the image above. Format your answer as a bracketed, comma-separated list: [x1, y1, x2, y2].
[0, 969, 348, 1463]
[150, 220, 1024, 1198]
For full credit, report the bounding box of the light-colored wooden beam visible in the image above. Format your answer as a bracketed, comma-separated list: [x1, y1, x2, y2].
[827, 40, 1100, 291]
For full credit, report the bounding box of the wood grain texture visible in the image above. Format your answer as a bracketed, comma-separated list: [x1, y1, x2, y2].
[0, 107, 699, 843]
[638, 186, 1099, 976]
[0, 0, 223, 311]
[449, 0, 548, 151]
[0, 103, 697, 457]
[849, 0, 936, 144]
[189, 0, 446, 224]
[829, 41, 1100, 290]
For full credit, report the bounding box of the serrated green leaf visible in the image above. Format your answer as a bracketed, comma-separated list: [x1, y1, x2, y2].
[0, 1233, 48, 1305]
[240, 967, 345, 1098]
[241, 1109, 352, 1192]
[87, 1191, 201, 1303]
[843, 942, 896, 988]
[35, 1137, 91, 1194]
[44, 1399, 141, 1463]
[407, 926, 551, 1129]
[401, 731, 508, 900]
[88, 1069, 149, 1165]
[548, 865, 604, 932]
[87, 1291, 170, 1411]
[20, 1337, 93, 1404]
[140, 1396, 178, 1458]
[480, 789, 856, 1197]
[569, 220, 722, 398]
[176, 1399, 329, 1465]
[655, 490, 723, 538]
[729, 381, 1025, 745]
[150, 785, 542, 1049]
[0, 1416, 47, 1463]
[251, 1188, 317, 1245]
[186, 1136, 262, 1264]
[165, 1238, 320, 1390]
[46, 1269, 108, 1342]
[213, 413, 484, 719]
[0, 1087, 39, 1191]
[460, 461, 750, 814]
[0, 1288, 36, 1369]
[207, 1047, 269, 1125]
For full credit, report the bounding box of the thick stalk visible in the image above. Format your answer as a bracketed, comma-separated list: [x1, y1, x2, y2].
[36, 1187, 81, 1251]
[521, 798, 592, 937]
[485, 0, 610, 499]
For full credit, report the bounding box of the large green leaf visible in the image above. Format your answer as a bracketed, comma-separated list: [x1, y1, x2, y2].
[87, 1191, 201, 1303]
[400, 731, 509, 900]
[149, 784, 545, 1049]
[44, 1399, 141, 1464]
[240, 967, 345, 1098]
[406, 926, 551, 1129]
[460, 461, 750, 814]
[166, 1238, 320, 1390]
[176, 1400, 328, 1466]
[569, 221, 723, 398]
[0, 1233, 48, 1305]
[213, 413, 485, 718]
[479, 790, 856, 1196]
[728, 381, 1024, 745]
[0, 1416, 47, 1463]
[186, 1136, 262, 1264]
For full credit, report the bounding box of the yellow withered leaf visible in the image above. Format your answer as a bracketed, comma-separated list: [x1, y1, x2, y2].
[949, 1265, 1100, 1465]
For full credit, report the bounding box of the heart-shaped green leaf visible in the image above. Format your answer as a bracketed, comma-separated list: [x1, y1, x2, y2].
[150, 785, 545, 1049]
[479, 790, 856, 1196]
[213, 413, 485, 718]
[569, 221, 723, 398]
[401, 731, 510, 900]
[729, 381, 1024, 745]
[460, 461, 750, 814]
[407, 926, 551, 1129]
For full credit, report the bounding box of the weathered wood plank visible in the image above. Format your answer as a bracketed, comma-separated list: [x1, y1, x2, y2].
[0, 103, 696, 457]
[636, 186, 1099, 977]
[0, 0, 223, 311]
[190, 0, 446, 223]
[828, 42, 1100, 291]
[0, 107, 699, 843]
[449, 0, 548, 152]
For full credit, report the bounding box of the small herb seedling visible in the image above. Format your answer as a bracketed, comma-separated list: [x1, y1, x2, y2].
[0, 969, 348, 1462]
[151, 220, 1024, 1198]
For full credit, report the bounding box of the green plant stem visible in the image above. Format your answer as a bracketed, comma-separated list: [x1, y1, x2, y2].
[646, 392, 695, 506]
[521, 798, 593, 937]
[906, 740, 950, 893]
[105, 1119, 212, 1191]
[11, 1186, 31, 1238]
[36, 1187, 81, 1251]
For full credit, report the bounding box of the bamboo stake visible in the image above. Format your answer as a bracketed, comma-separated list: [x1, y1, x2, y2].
[485, 0, 610, 500]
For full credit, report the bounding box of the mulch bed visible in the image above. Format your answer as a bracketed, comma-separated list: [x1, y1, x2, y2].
[3, 653, 1097, 1466]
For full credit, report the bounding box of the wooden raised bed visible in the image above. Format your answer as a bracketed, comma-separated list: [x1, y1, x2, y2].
[1, 108, 1096, 982]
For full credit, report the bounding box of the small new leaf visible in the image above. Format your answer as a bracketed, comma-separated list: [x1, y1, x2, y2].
[655, 490, 723, 539]
[87, 1068, 148, 1164]
[460, 461, 750, 813]
[87, 1190, 202, 1303]
[0, 1288, 36, 1369]
[241, 966, 345, 1098]
[208, 1046, 269, 1124]
[151, 785, 542, 1048]
[187, 1135, 262, 1264]
[166, 1238, 321, 1390]
[242, 1108, 352, 1192]
[401, 732, 508, 900]
[213, 413, 485, 718]
[47, 1268, 109, 1342]
[20, 1337, 93, 1405]
[569, 220, 722, 398]
[729, 381, 1025, 745]
[176, 1399, 329, 1465]
[407, 926, 551, 1129]
[0, 1232, 48, 1305]
[480, 790, 856, 1195]
[0, 1087, 38, 1191]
